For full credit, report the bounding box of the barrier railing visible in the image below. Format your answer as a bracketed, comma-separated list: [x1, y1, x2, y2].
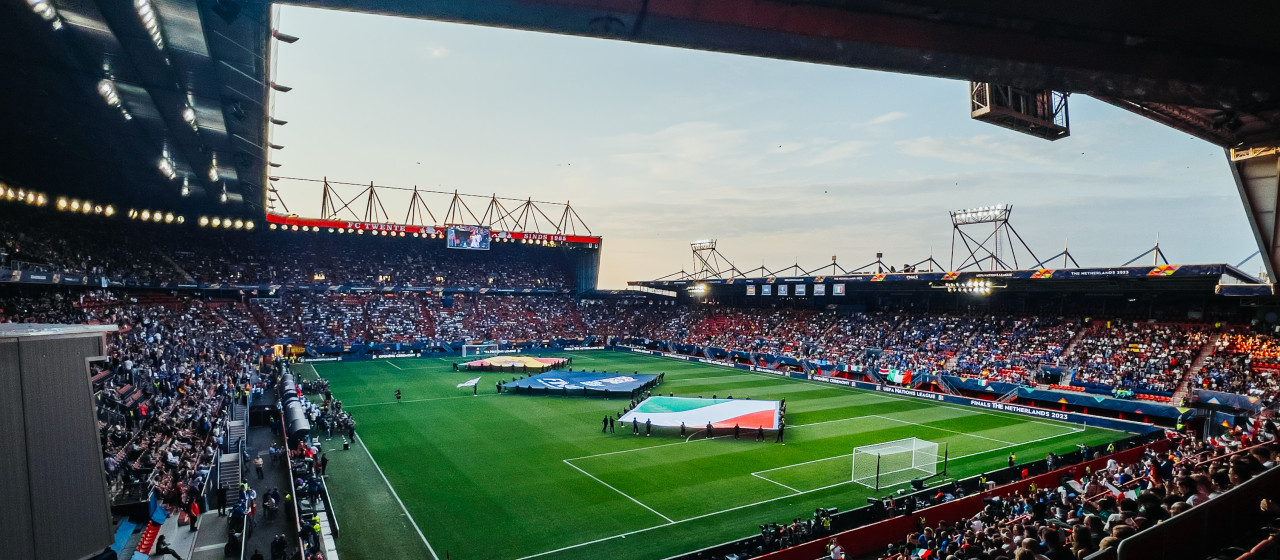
[753, 439, 1171, 560]
[1084, 462, 1280, 560]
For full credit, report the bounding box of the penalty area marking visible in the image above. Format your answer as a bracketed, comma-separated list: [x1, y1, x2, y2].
[355, 433, 441, 560]
[563, 459, 673, 523]
[534, 423, 1090, 559]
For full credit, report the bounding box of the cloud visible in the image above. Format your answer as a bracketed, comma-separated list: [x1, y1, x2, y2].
[856, 111, 908, 128]
[806, 140, 869, 166]
[896, 135, 1056, 166]
[424, 46, 450, 59]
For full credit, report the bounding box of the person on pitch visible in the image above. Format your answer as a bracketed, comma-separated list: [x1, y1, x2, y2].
[609, 416, 615, 433]
[633, 418, 640, 435]
[757, 425, 765, 441]
[734, 424, 741, 439]
[706, 422, 714, 438]
[645, 418, 652, 436]
[395, 389, 402, 404]
[775, 421, 786, 443]
[602, 415, 609, 433]
[680, 422, 686, 437]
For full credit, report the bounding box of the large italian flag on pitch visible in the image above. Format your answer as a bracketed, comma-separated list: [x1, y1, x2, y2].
[619, 396, 780, 430]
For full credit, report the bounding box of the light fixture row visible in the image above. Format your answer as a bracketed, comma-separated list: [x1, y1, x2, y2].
[198, 216, 254, 230]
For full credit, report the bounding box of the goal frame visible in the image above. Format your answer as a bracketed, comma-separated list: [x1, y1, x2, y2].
[462, 343, 500, 357]
[852, 438, 947, 492]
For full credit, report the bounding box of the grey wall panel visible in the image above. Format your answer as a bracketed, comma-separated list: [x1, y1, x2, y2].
[20, 336, 112, 560]
[0, 339, 35, 560]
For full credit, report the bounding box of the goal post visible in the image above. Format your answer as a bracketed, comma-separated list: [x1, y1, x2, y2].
[462, 343, 499, 357]
[852, 437, 942, 491]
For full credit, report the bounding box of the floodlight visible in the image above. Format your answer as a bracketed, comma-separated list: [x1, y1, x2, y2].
[290, 224, 297, 231]
[140, 210, 151, 221]
[164, 212, 174, 223]
[234, 219, 243, 229]
[97, 80, 121, 107]
[134, 0, 165, 51]
[181, 105, 196, 125]
[176, 216, 184, 224]
[200, 216, 209, 226]
[152, 212, 162, 222]
[157, 157, 176, 179]
[93, 205, 103, 214]
[36, 194, 46, 206]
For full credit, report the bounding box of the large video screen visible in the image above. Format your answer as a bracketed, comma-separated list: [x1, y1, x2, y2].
[446, 225, 491, 250]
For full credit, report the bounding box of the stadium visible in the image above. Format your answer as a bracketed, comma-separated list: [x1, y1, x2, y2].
[4, 3, 1280, 560]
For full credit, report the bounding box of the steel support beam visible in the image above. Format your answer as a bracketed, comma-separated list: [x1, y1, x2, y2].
[1231, 148, 1280, 282]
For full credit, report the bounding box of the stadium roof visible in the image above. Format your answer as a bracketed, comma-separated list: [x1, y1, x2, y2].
[1, 0, 270, 216]
[630, 263, 1261, 296]
[4, 0, 1278, 257]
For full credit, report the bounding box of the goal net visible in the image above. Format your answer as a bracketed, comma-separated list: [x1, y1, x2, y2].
[852, 437, 940, 490]
[462, 343, 499, 357]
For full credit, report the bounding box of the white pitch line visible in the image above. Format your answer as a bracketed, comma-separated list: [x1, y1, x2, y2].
[356, 433, 441, 560]
[521, 424, 1090, 559]
[664, 374, 758, 383]
[751, 472, 801, 493]
[343, 394, 497, 409]
[869, 414, 1014, 445]
[383, 360, 403, 370]
[562, 459, 674, 523]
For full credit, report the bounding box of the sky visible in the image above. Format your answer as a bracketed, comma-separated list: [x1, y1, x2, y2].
[268, 6, 1258, 288]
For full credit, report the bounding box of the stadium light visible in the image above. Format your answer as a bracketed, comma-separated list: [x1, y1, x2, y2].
[157, 157, 176, 180]
[140, 210, 151, 221]
[134, 0, 165, 51]
[211, 217, 221, 227]
[177, 216, 185, 224]
[180, 176, 190, 197]
[27, 0, 63, 30]
[269, 223, 277, 229]
[93, 205, 103, 214]
[234, 219, 243, 229]
[70, 200, 81, 211]
[200, 216, 210, 226]
[165, 212, 174, 223]
[56, 197, 67, 210]
[97, 79, 120, 107]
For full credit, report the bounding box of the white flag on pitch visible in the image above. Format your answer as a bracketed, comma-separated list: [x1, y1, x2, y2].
[457, 377, 482, 388]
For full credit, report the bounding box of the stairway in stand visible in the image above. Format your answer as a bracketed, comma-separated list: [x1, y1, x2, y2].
[1061, 324, 1093, 359]
[1172, 332, 1221, 405]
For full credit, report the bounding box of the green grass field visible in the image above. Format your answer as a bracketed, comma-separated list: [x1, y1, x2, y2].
[301, 351, 1127, 560]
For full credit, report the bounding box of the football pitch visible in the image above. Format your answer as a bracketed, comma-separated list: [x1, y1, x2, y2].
[300, 351, 1127, 560]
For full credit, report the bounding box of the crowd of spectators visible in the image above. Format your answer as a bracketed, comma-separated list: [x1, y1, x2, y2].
[1066, 324, 1211, 394]
[0, 289, 261, 514]
[875, 431, 1278, 560]
[0, 204, 578, 290]
[1192, 332, 1280, 403]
